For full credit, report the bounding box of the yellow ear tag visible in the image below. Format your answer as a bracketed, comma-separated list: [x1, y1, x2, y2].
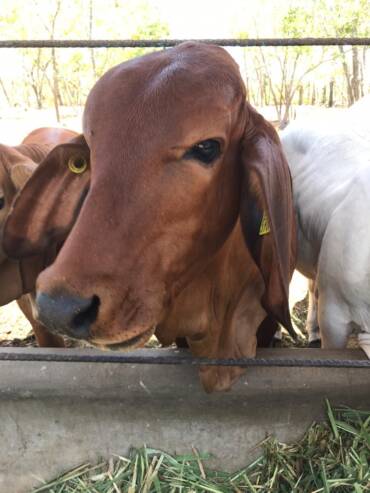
[259, 211, 270, 236]
[68, 156, 88, 174]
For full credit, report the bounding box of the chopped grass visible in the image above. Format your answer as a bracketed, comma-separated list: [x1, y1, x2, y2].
[33, 403, 370, 492]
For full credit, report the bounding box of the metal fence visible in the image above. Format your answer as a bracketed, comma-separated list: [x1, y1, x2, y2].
[2, 36, 370, 369]
[1, 348, 370, 367]
[0, 37, 369, 48]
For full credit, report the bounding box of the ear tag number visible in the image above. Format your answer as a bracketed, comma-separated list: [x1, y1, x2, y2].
[259, 211, 270, 236]
[68, 156, 88, 174]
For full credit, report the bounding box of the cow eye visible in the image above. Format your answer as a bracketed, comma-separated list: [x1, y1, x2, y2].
[0, 196, 4, 210]
[68, 156, 88, 174]
[184, 139, 221, 166]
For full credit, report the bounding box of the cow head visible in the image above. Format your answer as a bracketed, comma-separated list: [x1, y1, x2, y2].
[0, 145, 38, 303]
[0, 129, 79, 305]
[4, 44, 296, 390]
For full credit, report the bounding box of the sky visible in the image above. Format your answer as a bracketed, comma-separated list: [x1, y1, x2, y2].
[0, 0, 297, 40]
[151, 0, 261, 38]
[145, 0, 277, 38]
[0, 0, 277, 77]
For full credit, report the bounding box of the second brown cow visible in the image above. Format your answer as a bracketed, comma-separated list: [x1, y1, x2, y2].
[0, 127, 77, 346]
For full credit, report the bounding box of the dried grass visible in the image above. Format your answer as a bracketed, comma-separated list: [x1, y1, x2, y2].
[32, 402, 370, 492]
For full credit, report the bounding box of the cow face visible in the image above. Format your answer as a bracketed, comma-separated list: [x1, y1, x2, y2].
[4, 43, 296, 357]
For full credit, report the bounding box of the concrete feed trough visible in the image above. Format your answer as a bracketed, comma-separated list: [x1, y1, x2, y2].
[0, 347, 369, 492]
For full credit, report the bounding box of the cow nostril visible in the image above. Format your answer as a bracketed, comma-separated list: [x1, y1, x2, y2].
[36, 292, 100, 340]
[71, 295, 100, 336]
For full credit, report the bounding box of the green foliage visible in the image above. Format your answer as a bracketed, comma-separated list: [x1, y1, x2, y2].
[235, 0, 369, 121]
[0, 0, 368, 116]
[317, 0, 370, 37]
[0, 0, 170, 109]
[281, 6, 314, 37]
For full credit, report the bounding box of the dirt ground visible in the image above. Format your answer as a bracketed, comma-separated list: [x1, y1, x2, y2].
[0, 301, 33, 345]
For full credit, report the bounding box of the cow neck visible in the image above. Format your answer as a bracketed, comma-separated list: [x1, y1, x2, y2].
[156, 219, 265, 351]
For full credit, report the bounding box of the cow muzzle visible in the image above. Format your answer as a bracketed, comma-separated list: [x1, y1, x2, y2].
[35, 291, 100, 340]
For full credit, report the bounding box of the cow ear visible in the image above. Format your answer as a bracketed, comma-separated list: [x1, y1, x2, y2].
[3, 135, 90, 259]
[240, 104, 297, 336]
[10, 161, 37, 189]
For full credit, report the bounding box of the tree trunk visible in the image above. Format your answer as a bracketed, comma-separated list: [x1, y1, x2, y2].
[89, 0, 97, 78]
[31, 82, 43, 109]
[360, 47, 367, 98]
[0, 77, 11, 105]
[51, 47, 61, 122]
[338, 46, 354, 106]
[321, 86, 326, 106]
[254, 66, 265, 108]
[351, 46, 360, 102]
[245, 76, 250, 101]
[263, 75, 269, 106]
[328, 80, 334, 108]
[298, 85, 303, 105]
[42, 0, 62, 121]
[311, 83, 316, 105]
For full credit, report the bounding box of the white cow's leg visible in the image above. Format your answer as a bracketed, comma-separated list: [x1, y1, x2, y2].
[316, 181, 370, 355]
[306, 279, 320, 347]
[358, 333, 370, 358]
[317, 291, 352, 349]
[273, 327, 282, 344]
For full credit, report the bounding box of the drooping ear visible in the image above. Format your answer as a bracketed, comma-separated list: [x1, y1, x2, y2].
[10, 160, 38, 189]
[0, 255, 46, 305]
[0, 258, 24, 305]
[240, 104, 297, 336]
[3, 135, 90, 259]
[256, 314, 279, 347]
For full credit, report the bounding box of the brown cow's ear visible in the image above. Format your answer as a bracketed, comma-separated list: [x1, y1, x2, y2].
[0, 259, 24, 305]
[3, 135, 90, 259]
[10, 161, 37, 189]
[240, 104, 297, 336]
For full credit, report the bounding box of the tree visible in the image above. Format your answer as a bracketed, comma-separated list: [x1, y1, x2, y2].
[37, 0, 63, 121]
[237, 0, 370, 126]
[319, 0, 370, 105]
[88, 0, 97, 79]
[0, 0, 170, 114]
[24, 48, 50, 109]
[251, 6, 336, 126]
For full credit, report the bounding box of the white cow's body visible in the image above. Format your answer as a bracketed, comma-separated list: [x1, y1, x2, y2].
[281, 99, 370, 356]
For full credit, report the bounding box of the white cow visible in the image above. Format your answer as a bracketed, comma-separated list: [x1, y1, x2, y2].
[281, 97, 370, 357]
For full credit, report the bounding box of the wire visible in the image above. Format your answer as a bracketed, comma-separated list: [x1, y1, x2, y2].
[0, 38, 369, 49]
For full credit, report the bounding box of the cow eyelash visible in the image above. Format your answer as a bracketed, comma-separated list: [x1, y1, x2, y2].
[0, 196, 5, 210]
[183, 139, 222, 166]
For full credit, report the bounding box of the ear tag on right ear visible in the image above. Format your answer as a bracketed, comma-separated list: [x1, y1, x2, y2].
[259, 211, 270, 236]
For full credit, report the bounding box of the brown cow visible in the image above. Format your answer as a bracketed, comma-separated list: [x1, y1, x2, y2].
[0, 127, 78, 346]
[4, 43, 296, 391]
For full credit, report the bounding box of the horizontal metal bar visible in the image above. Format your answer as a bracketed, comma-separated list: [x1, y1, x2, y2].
[0, 38, 369, 49]
[0, 348, 369, 368]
